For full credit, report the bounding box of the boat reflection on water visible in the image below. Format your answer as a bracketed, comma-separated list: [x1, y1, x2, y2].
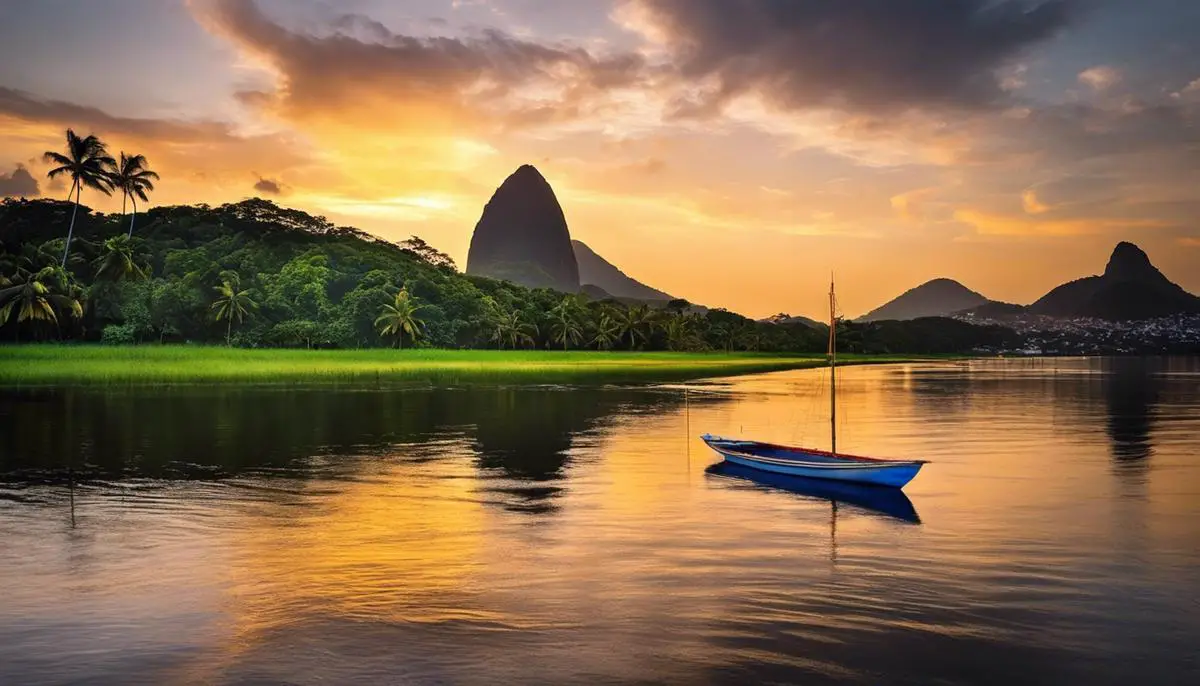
[705, 461, 921, 524]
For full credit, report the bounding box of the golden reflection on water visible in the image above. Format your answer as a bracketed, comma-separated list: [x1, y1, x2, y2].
[2, 358, 1199, 684]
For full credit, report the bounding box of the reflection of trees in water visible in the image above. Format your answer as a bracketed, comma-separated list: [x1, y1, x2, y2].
[1102, 357, 1161, 474]
[0, 388, 457, 478]
[469, 389, 597, 514]
[0, 385, 711, 513]
[468, 388, 723, 513]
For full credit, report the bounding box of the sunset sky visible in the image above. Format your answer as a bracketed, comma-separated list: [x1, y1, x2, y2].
[1, 0, 1198, 318]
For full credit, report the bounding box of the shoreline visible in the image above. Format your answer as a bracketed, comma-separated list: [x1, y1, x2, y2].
[0, 345, 942, 388]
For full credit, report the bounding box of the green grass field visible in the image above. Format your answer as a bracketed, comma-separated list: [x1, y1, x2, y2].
[0, 346, 934, 387]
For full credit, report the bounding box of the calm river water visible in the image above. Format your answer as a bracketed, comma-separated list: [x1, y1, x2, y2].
[1, 358, 1198, 685]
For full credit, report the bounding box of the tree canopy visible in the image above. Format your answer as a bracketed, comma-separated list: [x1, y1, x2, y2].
[0, 196, 1023, 353]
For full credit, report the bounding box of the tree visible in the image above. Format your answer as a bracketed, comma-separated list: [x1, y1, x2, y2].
[549, 295, 584, 350]
[739, 324, 763, 352]
[666, 298, 692, 314]
[489, 307, 537, 350]
[109, 152, 159, 238]
[94, 235, 148, 282]
[664, 313, 700, 351]
[616, 304, 657, 350]
[590, 313, 621, 350]
[398, 236, 456, 269]
[269, 319, 322, 348]
[374, 287, 426, 349]
[713, 324, 738, 352]
[0, 266, 83, 339]
[211, 276, 257, 345]
[44, 130, 115, 267]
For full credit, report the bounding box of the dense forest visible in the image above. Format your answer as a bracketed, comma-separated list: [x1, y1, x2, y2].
[0, 195, 1021, 354]
[0, 130, 1020, 353]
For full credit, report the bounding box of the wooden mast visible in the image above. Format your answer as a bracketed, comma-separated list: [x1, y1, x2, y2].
[829, 274, 837, 457]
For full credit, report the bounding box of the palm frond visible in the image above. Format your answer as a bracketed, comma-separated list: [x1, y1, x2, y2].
[43, 151, 73, 167]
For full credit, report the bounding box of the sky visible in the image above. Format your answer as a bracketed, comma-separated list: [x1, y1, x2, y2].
[1, 0, 1198, 319]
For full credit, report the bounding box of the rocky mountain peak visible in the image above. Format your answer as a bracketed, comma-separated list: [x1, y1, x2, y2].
[465, 165, 580, 292]
[1103, 241, 1161, 283]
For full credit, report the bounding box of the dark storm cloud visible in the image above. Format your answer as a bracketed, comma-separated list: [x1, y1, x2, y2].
[0, 164, 39, 197]
[253, 176, 284, 195]
[627, 0, 1076, 115]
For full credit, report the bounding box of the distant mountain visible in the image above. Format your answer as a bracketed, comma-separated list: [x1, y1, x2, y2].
[761, 312, 823, 329]
[580, 283, 614, 300]
[1030, 242, 1200, 320]
[572, 240, 672, 301]
[955, 300, 1028, 318]
[466, 165, 580, 292]
[859, 278, 989, 322]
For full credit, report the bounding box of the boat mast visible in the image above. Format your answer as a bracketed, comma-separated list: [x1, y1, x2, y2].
[829, 274, 837, 457]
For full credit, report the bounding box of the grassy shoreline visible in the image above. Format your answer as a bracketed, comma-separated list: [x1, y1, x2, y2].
[0, 346, 939, 388]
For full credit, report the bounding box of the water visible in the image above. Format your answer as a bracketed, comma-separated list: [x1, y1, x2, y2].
[1, 358, 1198, 685]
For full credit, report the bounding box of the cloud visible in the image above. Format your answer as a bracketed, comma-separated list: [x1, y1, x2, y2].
[253, 176, 285, 195]
[0, 86, 317, 201]
[1172, 77, 1200, 100]
[618, 0, 1075, 116]
[891, 188, 939, 222]
[954, 208, 1168, 237]
[190, 0, 649, 135]
[1022, 189, 1049, 214]
[0, 86, 235, 144]
[0, 164, 39, 197]
[1078, 65, 1121, 91]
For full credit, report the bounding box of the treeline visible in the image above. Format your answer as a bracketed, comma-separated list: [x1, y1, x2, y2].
[0, 128, 1017, 353]
[0, 196, 831, 351]
[0, 195, 1020, 353]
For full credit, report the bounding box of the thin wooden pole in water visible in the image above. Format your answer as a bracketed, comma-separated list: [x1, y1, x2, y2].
[829, 274, 837, 457]
[68, 465, 75, 528]
[685, 386, 691, 470]
[830, 500, 838, 565]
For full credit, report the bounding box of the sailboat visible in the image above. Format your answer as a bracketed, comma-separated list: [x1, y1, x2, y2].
[705, 461, 921, 523]
[701, 277, 928, 489]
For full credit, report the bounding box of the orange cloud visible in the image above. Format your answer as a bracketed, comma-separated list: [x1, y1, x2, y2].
[890, 188, 938, 222]
[1021, 189, 1050, 214]
[0, 87, 318, 209]
[954, 208, 1168, 237]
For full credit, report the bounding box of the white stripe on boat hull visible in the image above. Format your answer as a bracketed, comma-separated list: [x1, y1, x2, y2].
[707, 446, 923, 488]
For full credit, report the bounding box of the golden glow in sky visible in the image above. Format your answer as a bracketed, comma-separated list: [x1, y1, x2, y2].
[1, 0, 1198, 318]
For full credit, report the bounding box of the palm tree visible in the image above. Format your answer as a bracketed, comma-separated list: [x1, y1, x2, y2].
[490, 308, 537, 350]
[374, 287, 426, 349]
[664, 314, 694, 351]
[549, 296, 584, 350]
[94, 235, 148, 282]
[44, 130, 115, 267]
[211, 276, 257, 345]
[0, 266, 83, 339]
[0, 245, 33, 281]
[591, 313, 621, 350]
[109, 152, 159, 238]
[616, 304, 657, 350]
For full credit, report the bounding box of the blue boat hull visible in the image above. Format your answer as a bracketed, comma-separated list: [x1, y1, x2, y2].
[701, 435, 925, 489]
[705, 462, 921, 523]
